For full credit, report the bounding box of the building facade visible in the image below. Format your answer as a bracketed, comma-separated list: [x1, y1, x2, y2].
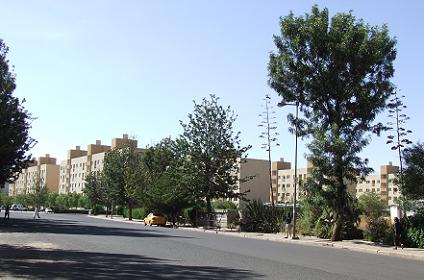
[231, 158, 271, 204]
[9, 154, 60, 195]
[59, 134, 138, 194]
[355, 162, 400, 205]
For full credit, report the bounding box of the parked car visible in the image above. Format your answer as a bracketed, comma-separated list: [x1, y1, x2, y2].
[144, 213, 166, 226]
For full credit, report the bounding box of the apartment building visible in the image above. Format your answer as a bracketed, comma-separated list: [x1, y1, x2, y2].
[355, 161, 400, 205]
[59, 134, 138, 194]
[231, 158, 271, 204]
[9, 154, 60, 195]
[275, 161, 314, 203]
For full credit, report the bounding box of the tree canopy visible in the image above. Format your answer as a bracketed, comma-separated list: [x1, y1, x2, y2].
[268, 6, 396, 241]
[180, 94, 251, 215]
[0, 39, 36, 185]
[401, 143, 424, 200]
[142, 138, 193, 225]
[102, 143, 146, 220]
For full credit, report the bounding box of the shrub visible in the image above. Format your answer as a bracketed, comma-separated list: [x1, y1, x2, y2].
[183, 205, 206, 226]
[227, 209, 240, 230]
[78, 195, 90, 209]
[364, 217, 391, 243]
[240, 200, 280, 233]
[401, 209, 424, 248]
[116, 206, 125, 216]
[359, 192, 387, 220]
[212, 200, 237, 210]
[91, 205, 106, 215]
[123, 207, 146, 220]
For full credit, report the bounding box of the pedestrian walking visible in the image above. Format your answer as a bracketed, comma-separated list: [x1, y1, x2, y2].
[393, 217, 404, 250]
[4, 205, 10, 220]
[284, 212, 293, 238]
[33, 207, 41, 219]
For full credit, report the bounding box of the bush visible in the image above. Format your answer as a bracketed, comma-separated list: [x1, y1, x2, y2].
[183, 205, 207, 226]
[123, 207, 146, 220]
[78, 195, 90, 209]
[227, 209, 240, 230]
[212, 200, 237, 210]
[364, 217, 391, 243]
[91, 205, 106, 215]
[240, 200, 281, 233]
[401, 209, 424, 248]
[116, 206, 125, 216]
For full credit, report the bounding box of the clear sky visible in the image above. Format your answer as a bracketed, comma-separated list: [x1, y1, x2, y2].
[1, 0, 423, 172]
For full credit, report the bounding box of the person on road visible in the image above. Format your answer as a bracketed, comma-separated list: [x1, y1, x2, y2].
[33, 207, 41, 219]
[284, 212, 293, 238]
[393, 217, 404, 250]
[4, 205, 10, 220]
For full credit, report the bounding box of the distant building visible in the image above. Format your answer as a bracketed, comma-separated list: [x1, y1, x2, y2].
[59, 134, 140, 194]
[9, 154, 60, 195]
[356, 161, 400, 205]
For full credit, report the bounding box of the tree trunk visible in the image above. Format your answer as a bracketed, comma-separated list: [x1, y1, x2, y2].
[172, 214, 176, 227]
[206, 197, 213, 228]
[128, 204, 133, 221]
[331, 217, 343, 241]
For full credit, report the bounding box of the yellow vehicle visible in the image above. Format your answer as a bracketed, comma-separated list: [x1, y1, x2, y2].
[144, 213, 166, 226]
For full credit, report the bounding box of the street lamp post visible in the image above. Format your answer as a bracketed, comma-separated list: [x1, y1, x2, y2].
[277, 100, 299, 240]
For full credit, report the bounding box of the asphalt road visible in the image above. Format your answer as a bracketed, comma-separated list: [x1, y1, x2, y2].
[0, 212, 423, 280]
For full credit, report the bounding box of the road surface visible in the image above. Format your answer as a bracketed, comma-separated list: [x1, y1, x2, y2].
[0, 212, 422, 279]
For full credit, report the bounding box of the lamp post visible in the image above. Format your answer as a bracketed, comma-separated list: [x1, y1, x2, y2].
[277, 100, 299, 240]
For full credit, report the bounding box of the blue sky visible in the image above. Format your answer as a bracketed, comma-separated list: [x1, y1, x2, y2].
[1, 0, 423, 172]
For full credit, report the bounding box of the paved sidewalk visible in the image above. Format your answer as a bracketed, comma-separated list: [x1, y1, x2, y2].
[90, 214, 424, 261]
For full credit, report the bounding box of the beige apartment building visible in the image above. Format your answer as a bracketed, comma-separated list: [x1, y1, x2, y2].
[9, 154, 60, 195]
[356, 161, 400, 205]
[230, 158, 271, 204]
[271, 159, 400, 206]
[59, 134, 139, 194]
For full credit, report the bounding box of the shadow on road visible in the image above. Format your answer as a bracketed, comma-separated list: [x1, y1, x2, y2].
[0, 244, 263, 279]
[0, 217, 190, 239]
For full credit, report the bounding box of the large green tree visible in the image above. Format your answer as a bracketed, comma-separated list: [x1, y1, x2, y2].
[401, 143, 424, 200]
[103, 143, 146, 220]
[84, 171, 109, 212]
[180, 94, 251, 218]
[143, 138, 193, 225]
[0, 39, 36, 186]
[268, 6, 396, 241]
[28, 178, 48, 208]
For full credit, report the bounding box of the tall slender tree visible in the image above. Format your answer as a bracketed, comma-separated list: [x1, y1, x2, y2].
[268, 6, 397, 241]
[258, 94, 279, 210]
[386, 91, 412, 189]
[0, 39, 36, 185]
